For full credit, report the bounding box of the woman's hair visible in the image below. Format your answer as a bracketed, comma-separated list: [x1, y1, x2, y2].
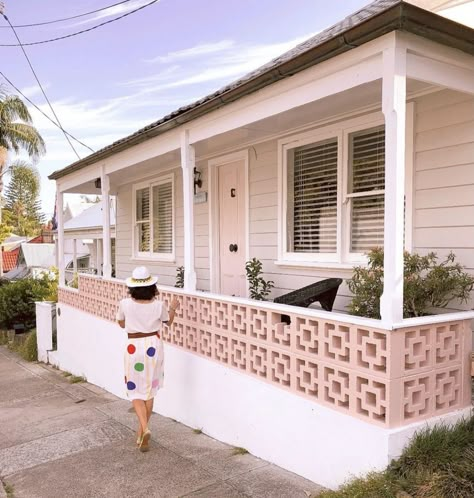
[128, 284, 158, 301]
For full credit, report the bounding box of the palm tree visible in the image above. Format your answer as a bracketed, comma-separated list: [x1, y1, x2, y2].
[0, 87, 45, 275]
[0, 87, 46, 193]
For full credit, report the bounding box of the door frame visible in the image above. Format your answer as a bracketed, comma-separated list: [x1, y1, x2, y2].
[208, 150, 249, 296]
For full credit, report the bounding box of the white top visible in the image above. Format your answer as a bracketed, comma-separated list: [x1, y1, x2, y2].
[116, 298, 169, 333]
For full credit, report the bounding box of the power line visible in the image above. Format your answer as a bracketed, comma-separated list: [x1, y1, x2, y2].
[0, 0, 132, 28]
[0, 0, 159, 47]
[2, 13, 81, 159]
[0, 71, 95, 153]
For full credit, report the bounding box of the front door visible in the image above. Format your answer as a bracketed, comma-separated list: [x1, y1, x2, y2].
[218, 160, 246, 297]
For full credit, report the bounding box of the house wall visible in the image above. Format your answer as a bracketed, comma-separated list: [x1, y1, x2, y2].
[114, 89, 474, 314]
[115, 168, 184, 287]
[54, 278, 473, 489]
[54, 303, 394, 490]
[413, 89, 474, 312]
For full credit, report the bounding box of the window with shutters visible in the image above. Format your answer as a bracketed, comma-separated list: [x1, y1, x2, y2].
[286, 138, 338, 255]
[347, 126, 385, 255]
[280, 117, 391, 265]
[133, 175, 174, 260]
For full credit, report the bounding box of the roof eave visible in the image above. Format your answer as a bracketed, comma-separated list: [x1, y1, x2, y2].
[49, 2, 474, 181]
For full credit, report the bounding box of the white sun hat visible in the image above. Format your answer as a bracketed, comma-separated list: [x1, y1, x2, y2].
[125, 266, 158, 288]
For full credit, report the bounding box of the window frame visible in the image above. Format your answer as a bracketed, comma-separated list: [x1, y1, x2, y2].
[278, 111, 400, 267]
[132, 173, 175, 262]
[281, 128, 343, 264]
[342, 121, 386, 264]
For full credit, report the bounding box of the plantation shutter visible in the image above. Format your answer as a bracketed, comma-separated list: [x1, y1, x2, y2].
[287, 138, 338, 253]
[136, 188, 150, 252]
[152, 182, 173, 253]
[349, 126, 385, 253]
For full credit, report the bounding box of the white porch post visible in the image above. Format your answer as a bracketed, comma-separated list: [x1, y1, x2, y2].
[57, 191, 65, 286]
[380, 44, 407, 325]
[180, 130, 197, 291]
[96, 239, 102, 276]
[101, 167, 112, 279]
[72, 239, 77, 274]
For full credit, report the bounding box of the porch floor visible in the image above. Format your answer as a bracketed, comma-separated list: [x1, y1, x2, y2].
[0, 347, 325, 498]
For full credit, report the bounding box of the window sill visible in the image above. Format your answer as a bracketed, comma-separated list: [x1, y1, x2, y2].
[131, 256, 176, 265]
[274, 260, 365, 271]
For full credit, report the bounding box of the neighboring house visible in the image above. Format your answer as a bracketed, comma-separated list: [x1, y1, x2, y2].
[1, 235, 26, 273]
[1, 232, 51, 274]
[413, 0, 474, 26]
[61, 200, 116, 281]
[46, 0, 474, 489]
[5, 242, 55, 280]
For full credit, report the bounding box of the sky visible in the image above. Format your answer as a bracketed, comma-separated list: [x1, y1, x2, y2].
[0, 0, 371, 218]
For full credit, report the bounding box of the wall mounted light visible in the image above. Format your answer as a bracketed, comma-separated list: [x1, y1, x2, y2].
[94, 178, 102, 189]
[193, 167, 202, 195]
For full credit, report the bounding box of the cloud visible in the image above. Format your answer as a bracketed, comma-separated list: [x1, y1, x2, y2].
[125, 34, 315, 92]
[146, 40, 235, 64]
[19, 83, 51, 99]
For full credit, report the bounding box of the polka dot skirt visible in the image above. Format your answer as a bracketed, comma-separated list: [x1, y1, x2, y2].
[124, 334, 164, 400]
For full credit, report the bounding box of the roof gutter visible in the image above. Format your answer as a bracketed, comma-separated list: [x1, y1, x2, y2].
[49, 2, 474, 181]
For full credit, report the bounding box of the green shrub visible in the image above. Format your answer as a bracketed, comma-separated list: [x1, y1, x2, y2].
[0, 278, 52, 329]
[245, 258, 274, 301]
[175, 266, 184, 288]
[348, 249, 474, 319]
[18, 330, 37, 362]
[0, 329, 8, 345]
[68, 272, 78, 289]
[41, 267, 59, 302]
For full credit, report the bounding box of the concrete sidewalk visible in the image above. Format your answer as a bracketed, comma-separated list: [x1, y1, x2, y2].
[0, 347, 324, 498]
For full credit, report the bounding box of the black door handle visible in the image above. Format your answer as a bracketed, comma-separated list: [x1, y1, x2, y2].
[229, 244, 238, 253]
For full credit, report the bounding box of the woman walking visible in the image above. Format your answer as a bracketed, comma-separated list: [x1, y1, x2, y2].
[116, 267, 179, 452]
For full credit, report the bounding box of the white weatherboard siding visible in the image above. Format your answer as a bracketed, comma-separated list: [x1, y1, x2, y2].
[115, 168, 184, 287]
[414, 90, 474, 312]
[194, 160, 211, 291]
[55, 304, 472, 490]
[247, 139, 353, 311]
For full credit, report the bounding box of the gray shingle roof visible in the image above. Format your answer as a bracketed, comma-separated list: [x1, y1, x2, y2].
[49, 0, 474, 180]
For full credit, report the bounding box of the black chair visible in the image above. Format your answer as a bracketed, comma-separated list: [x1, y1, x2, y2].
[273, 278, 343, 324]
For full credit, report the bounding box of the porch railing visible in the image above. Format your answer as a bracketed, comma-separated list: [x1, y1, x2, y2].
[58, 274, 473, 428]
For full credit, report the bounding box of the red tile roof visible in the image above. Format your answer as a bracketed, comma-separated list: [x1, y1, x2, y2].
[2, 250, 18, 272]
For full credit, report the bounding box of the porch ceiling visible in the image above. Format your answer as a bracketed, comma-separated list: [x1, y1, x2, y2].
[194, 78, 433, 158]
[62, 149, 180, 194]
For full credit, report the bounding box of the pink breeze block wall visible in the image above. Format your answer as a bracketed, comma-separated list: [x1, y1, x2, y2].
[58, 275, 472, 429]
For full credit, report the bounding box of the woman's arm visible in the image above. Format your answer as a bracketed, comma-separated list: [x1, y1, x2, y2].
[116, 300, 126, 329]
[166, 297, 180, 326]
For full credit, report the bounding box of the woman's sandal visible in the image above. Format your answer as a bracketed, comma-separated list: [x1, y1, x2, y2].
[139, 428, 151, 452]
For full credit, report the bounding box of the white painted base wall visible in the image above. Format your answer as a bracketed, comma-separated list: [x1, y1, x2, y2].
[55, 304, 472, 489]
[35, 302, 56, 363]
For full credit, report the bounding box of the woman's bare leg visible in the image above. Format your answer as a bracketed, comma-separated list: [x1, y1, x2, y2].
[132, 400, 148, 436]
[145, 398, 154, 423]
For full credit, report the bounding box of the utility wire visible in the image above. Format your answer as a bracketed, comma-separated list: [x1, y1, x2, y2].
[0, 0, 132, 28]
[0, 0, 159, 47]
[0, 71, 95, 153]
[2, 13, 81, 159]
